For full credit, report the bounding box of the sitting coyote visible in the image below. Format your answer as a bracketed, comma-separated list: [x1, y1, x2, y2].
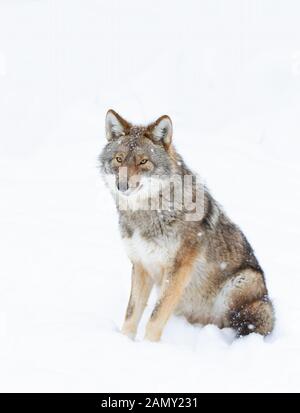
[100, 109, 274, 342]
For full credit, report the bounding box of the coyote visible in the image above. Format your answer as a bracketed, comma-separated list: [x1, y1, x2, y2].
[100, 110, 274, 342]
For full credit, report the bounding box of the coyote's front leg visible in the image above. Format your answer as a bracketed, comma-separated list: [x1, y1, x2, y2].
[145, 250, 196, 342]
[121, 263, 153, 339]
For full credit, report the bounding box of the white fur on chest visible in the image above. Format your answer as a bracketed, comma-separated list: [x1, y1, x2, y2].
[122, 231, 180, 284]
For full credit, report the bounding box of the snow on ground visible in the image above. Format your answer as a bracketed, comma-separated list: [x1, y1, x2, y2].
[0, 0, 300, 392]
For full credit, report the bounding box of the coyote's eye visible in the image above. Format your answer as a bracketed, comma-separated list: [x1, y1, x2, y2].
[139, 159, 148, 165]
[116, 156, 123, 163]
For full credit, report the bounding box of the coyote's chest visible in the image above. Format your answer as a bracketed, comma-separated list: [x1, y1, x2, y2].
[122, 231, 180, 284]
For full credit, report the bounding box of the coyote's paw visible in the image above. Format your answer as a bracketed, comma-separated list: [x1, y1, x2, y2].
[144, 327, 162, 342]
[121, 323, 136, 340]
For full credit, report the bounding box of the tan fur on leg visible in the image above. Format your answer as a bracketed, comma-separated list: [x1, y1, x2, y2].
[121, 263, 153, 339]
[144, 249, 197, 342]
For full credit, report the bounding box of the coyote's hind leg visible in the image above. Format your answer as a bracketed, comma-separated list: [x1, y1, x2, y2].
[221, 269, 275, 337]
[230, 298, 274, 337]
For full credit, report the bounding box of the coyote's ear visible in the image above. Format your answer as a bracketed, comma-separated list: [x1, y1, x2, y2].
[105, 109, 131, 140]
[147, 115, 172, 147]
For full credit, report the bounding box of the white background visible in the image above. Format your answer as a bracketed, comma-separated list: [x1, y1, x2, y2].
[0, 0, 300, 392]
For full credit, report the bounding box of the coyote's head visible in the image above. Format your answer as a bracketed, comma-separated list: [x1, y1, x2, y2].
[100, 110, 178, 198]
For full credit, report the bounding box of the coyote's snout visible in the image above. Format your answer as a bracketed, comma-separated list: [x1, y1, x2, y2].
[99, 109, 275, 342]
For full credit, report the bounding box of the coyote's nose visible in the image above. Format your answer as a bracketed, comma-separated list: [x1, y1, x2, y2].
[117, 180, 128, 192]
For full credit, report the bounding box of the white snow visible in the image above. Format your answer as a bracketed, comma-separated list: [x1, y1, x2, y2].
[0, 0, 300, 392]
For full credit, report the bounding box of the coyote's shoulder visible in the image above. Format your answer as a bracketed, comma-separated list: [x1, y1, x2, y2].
[100, 109, 274, 341]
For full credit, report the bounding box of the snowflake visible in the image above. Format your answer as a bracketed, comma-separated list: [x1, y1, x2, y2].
[220, 262, 227, 270]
